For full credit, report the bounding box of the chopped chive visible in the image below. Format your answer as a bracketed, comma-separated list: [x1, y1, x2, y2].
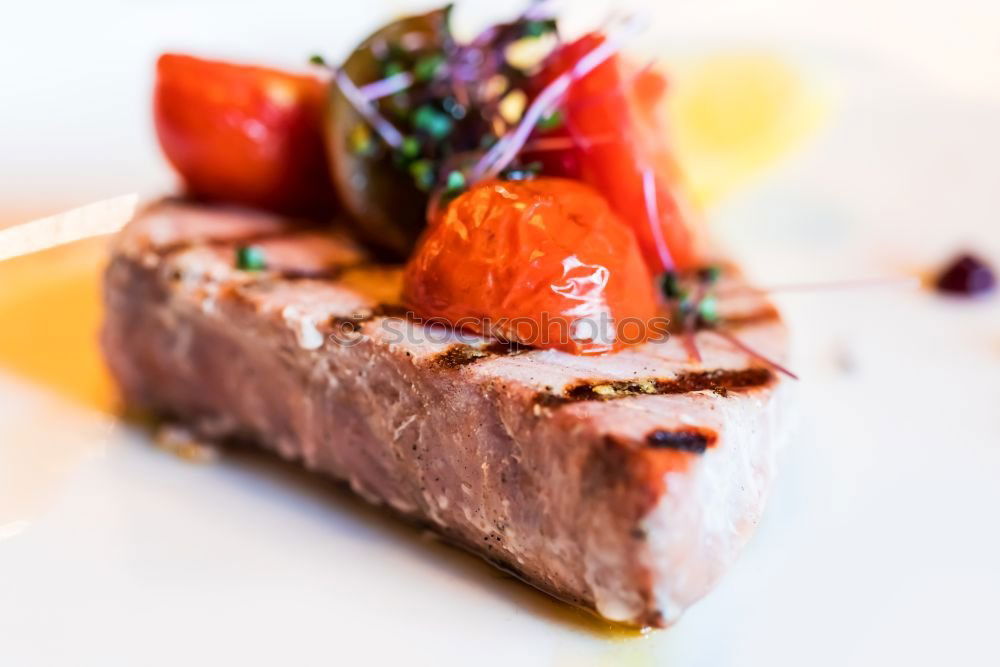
[501, 160, 542, 181]
[400, 135, 421, 159]
[413, 53, 446, 81]
[308, 54, 326, 66]
[697, 265, 722, 284]
[445, 170, 466, 191]
[537, 109, 564, 131]
[697, 295, 719, 324]
[523, 19, 557, 38]
[409, 159, 436, 191]
[412, 105, 453, 139]
[660, 271, 682, 300]
[236, 245, 267, 272]
[383, 61, 405, 77]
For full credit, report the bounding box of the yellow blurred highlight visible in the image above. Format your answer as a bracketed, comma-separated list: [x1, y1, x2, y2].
[668, 52, 830, 206]
[0, 236, 115, 413]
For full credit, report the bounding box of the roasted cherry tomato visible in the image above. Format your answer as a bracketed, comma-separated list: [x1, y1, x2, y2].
[403, 178, 661, 355]
[326, 8, 452, 259]
[524, 35, 700, 271]
[154, 54, 335, 216]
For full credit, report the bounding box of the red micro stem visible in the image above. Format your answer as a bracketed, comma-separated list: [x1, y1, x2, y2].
[716, 276, 920, 298]
[681, 331, 702, 364]
[641, 165, 677, 272]
[678, 281, 707, 363]
[470, 13, 646, 181]
[710, 329, 799, 380]
[521, 134, 614, 152]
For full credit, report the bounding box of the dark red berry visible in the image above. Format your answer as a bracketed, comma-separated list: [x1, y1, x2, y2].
[934, 253, 996, 296]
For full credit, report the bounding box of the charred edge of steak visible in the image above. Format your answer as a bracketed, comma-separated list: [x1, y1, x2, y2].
[535, 367, 774, 406]
[432, 341, 531, 369]
[434, 344, 493, 368]
[645, 428, 718, 454]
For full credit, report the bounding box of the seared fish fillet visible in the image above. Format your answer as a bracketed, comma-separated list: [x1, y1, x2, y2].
[101, 201, 791, 627]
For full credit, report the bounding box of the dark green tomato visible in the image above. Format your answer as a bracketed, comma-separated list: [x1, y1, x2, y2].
[325, 8, 451, 259]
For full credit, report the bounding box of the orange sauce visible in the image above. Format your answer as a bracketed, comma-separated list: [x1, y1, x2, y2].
[0, 234, 114, 413]
[0, 220, 117, 538]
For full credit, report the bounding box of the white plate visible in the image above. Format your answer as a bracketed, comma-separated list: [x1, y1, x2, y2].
[2, 2, 1000, 665]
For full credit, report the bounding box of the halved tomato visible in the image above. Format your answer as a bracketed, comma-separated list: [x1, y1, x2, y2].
[154, 54, 335, 216]
[524, 35, 701, 271]
[404, 178, 661, 355]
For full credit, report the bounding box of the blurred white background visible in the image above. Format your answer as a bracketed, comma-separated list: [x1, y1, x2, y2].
[2, 0, 1000, 212]
[1, 2, 999, 666]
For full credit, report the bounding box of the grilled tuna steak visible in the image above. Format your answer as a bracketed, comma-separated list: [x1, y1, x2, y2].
[101, 201, 791, 627]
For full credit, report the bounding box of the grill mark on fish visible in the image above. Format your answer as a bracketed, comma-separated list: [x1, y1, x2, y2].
[535, 367, 774, 406]
[432, 341, 531, 369]
[434, 345, 492, 368]
[646, 428, 718, 454]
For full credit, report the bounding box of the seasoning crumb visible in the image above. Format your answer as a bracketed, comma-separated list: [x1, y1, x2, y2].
[236, 245, 267, 272]
[155, 425, 219, 463]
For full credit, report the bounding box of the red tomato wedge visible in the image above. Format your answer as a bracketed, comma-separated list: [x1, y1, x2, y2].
[154, 54, 335, 216]
[524, 35, 701, 271]
[404, 178, 662, 355]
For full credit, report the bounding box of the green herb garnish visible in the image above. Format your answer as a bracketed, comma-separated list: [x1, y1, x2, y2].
[236, 245, 267, 272]
[537, 109, 564, 131]
[383, 60, 405, 77]
[400, 135, 422, 159]
[413, 53, 446, 81]
[501, 160, 542, 181]
[522, 19, 557, 38]
[445, 170, 466, 192]
[409, 159, 436, 191]
[697, 264, 722, 284]
[660, 271, 682, 300]
[697, 295, 719, 324]
[412, 105, 454, 139]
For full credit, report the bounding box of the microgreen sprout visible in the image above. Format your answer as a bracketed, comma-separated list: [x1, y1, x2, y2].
[445, 170, 466, 191]
[470, 13, 647, 182]
[236, 245, 267, 272]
